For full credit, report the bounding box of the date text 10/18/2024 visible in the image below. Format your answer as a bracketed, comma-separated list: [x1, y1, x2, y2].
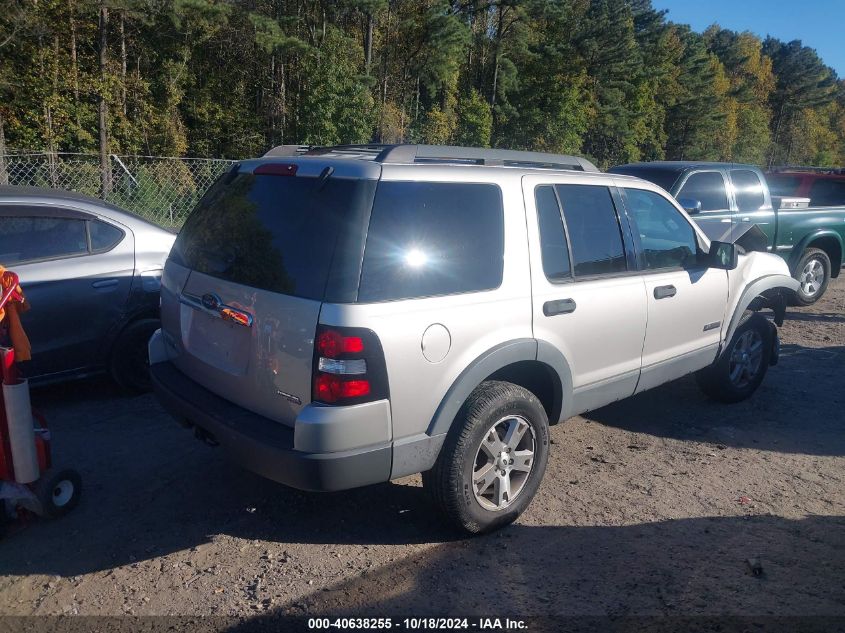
[308, 617, 529, 630]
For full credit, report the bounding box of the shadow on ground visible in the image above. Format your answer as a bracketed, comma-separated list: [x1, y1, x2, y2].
[584, 344, 844, 457]
[0, 343, 842, 581]
[225, 514, 845, 625]
[783, 311, 845, 324]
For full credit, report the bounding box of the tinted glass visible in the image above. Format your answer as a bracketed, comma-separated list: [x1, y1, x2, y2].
[89, 220, 124, 251]
[172, 171, 376, 300]
[556, 185, 627, 276]
[731, 170, 765, 212]
[624, 188, 698, 270]
[677, 171, 728, 211]
[767, 174, 801, 197]
[808, 179, 845, 206]
[607, 165, 681, 192]
[359, 181, 504, 302]
[0, 216, 88, 265]
[535, 185, 571, 281]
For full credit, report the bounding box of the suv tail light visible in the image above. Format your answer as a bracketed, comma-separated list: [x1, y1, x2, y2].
[312, 325, 389, 405]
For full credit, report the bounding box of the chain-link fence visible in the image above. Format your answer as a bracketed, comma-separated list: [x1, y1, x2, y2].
[0, 152, 237, 229]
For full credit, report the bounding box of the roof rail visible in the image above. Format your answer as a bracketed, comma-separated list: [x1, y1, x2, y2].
[262, 143, 598, 172]
[375, 145, 598, 172]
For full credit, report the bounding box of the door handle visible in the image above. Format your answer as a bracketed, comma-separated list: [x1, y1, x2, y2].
[543, 298, 576, 316]
[92, 278, 119, 289]
[654, 285, 677, 299]
[180, 292, 254, 328]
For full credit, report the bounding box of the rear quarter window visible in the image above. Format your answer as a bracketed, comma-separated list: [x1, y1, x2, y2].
[89, 219, 124, 252]
[358, 181, 504, 302]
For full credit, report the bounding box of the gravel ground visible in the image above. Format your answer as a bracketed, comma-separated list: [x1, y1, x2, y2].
[0, 278, 843, 628]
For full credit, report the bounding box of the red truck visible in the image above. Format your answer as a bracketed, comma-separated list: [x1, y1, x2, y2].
[767, 169, 845, 208]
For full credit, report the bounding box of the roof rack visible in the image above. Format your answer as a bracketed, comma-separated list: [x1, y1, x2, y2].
[262, 144, 598, 172]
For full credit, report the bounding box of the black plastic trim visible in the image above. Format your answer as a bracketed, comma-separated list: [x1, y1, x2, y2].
[151, 361, 392, 491]
[543, 298, 577, 316]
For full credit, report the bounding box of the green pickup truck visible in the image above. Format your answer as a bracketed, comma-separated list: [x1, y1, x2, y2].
[609, 162, 845, 305]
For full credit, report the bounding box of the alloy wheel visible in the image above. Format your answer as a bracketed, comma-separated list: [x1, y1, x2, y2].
[800, 258, 825, 297]
[728, 329, 764, 389]
[472, 415, 535, 511]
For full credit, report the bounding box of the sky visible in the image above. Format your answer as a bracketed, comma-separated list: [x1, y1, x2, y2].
[651, 0, 845, 77]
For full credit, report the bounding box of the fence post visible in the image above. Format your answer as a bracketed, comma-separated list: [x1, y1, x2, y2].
[0, 116, 8, 186]
[100, 149, 112, 200]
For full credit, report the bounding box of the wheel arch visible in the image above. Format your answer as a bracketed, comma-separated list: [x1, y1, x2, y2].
[790, 231, 843, 279]
[105, 306, 160, 361]
[427, 339, 573, 438]
[721, 274, 798, 359]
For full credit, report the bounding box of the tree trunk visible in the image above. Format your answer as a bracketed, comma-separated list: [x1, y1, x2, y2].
[269, 54, 276, 144]
[414, 76, 420, 124]
[45, 105, 59, 188]
[491, 3, 504, 107]
[49, 35, 59, 186]
[0, 114, 8, 186]
[69, 3, 79, 103]
[98, 3, 112, 198]
[769, 101, 786, 167]
[279, 60, 286, 143]
[376, 1, 391, 141]
[120, 11, 127, 116]
[364, 12, 374, 75]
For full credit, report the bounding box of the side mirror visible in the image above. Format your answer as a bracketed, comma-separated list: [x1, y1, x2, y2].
[708, 240, 738, 270]
[678, 198, 702, 215]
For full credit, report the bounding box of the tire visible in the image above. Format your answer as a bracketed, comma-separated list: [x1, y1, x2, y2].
[696, 314, 772, 403]
[32, 468, 82, 519]
[110, 318, 160, 393]
[792, 248, 831, 306]
[423, 380, 550, 534]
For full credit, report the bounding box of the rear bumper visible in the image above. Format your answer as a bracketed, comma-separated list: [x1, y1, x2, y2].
[150, 361, 392, 492]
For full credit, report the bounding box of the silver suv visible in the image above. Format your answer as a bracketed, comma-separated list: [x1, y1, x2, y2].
[150, 144, 799, 533]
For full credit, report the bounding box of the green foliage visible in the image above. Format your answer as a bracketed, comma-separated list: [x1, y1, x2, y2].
[454, 89, 492, 147]
[298, 28, 375, 145]
[0, 0, 842, 170]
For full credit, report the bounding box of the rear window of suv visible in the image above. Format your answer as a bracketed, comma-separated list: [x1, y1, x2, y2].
[358, 181, 504, 302]
[171, 169, 376, 301]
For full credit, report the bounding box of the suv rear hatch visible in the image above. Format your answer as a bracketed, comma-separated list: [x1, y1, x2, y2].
[161, 159, 379, 426]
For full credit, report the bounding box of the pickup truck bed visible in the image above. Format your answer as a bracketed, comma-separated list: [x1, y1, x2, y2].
[609, 161, 845, 305]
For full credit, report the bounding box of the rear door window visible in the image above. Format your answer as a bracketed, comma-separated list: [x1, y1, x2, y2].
[0, 216, 88, 265]
[555, 184, 627, 277]
[535, 185, 571, 281]
[731, 170, 765, 212]
[358, 181, 504, 302]
[171, 170, 376, 301]
[677, 172, 729, 211]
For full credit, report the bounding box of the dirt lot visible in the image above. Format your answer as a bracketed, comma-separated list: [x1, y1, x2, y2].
[0, 278, 843, 628]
